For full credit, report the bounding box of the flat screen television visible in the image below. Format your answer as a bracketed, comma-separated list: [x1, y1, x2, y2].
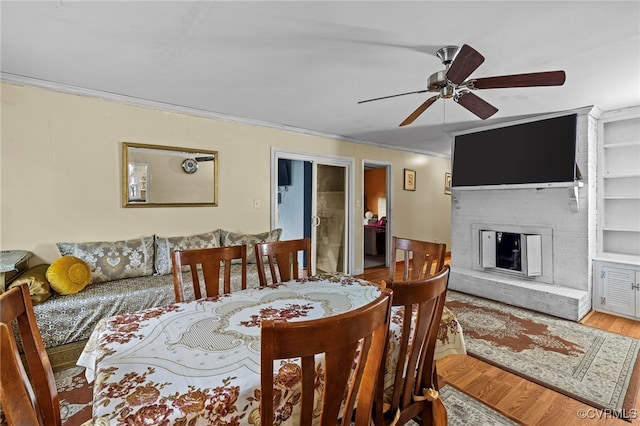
[451, 113, 578, 189]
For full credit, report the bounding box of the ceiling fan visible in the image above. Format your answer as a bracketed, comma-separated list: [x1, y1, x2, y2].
[358, 44, 566, 126]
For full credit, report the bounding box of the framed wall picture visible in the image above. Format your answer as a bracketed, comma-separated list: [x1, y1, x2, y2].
[404, 169, 416, 191]
[122, 142, 218, 207]
[444, 172, 452, 195]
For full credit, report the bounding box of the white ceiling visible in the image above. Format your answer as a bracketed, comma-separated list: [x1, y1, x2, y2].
[2, 1, 639, 157]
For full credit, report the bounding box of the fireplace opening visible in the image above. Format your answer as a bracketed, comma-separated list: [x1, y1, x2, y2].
[480, 230, 542, 277]
[496, 232, 521, 271]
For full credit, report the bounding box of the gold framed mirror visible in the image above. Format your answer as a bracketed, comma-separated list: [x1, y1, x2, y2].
[122, 142, 218, 207]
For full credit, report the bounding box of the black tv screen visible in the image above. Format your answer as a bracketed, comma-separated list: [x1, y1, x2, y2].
[452, 114, 578, 188]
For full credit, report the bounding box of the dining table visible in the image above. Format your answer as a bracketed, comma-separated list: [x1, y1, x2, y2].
[77, 272, 466, 426]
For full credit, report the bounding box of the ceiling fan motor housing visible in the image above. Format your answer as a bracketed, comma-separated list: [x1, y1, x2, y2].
[428, 45, 460, 97]
[427, 70, 455, 98]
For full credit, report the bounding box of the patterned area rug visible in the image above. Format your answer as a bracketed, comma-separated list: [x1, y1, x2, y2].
[50, 367, 514, 425]
[419, 385, 519, 425]
[0, 367, 91, 426]
[446, 291, 640, 420]
[55, 367, 93, 426]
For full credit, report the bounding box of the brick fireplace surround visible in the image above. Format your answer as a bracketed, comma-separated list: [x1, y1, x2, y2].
[449, 106, 600, 321]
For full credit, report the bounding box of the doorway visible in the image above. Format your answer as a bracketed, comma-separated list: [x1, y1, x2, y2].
[363, 162, 391, 269]
[272, 150, 354, 274]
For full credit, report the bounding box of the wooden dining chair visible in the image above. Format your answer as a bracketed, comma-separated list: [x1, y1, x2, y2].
[375, 266, 450, 426]
[254, 238, 313, 286]
[260, 287, 393, 426]
[171, 245, 247, 302]
[389, 236, 447, 283]
[0, 283, 61, 425]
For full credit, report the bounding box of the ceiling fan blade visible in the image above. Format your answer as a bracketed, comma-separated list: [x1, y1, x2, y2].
[399, 96, 440, 127]
[358, 89, 429, 104]
[445, 44, 485, 85]
[455, 91, 498, 120]
[470, 70, 566, 89]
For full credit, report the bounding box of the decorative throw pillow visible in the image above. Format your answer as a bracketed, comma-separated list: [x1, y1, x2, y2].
[154, 230, 222, 275]
[56, 236, 155, 284]
[219, 228, 283, 263]
[46, 256, 91, 295]
[9, 264, 52, 304]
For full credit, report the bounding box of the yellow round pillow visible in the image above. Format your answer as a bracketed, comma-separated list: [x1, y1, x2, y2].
[46, 256, 91, 295]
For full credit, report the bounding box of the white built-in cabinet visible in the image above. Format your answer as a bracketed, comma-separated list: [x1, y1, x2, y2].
[593, 260, 640, 318]
[593, 106, 640, 318]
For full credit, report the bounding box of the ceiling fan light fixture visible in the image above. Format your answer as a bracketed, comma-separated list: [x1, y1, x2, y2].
[441, 84, 455, 99]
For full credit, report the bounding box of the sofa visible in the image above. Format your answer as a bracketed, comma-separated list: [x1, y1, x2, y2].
[11, 228, 282, 370]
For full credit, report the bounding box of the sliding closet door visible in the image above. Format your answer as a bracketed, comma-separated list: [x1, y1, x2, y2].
[314, 164, 347, 273]
[273, 150, 352, 275]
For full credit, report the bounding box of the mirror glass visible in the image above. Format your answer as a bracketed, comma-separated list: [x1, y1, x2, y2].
[122, 142, 218, 207]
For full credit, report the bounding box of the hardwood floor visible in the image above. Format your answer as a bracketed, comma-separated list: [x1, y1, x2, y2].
[355, 264, 640, 426]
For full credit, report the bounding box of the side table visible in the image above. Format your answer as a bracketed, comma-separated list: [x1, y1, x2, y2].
[0, 250, 33, 291]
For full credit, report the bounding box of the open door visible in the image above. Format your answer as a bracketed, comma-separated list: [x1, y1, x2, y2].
[363, 162, 391, 270]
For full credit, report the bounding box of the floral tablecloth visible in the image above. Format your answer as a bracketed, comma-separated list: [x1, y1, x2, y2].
[77, 274, 466, 425]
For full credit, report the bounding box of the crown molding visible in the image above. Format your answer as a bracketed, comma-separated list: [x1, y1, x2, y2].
[1, 73, 448, 159]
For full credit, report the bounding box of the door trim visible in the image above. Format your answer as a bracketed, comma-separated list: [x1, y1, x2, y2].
[272, 148, 355, 274]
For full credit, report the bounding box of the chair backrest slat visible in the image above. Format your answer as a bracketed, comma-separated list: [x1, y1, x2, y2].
[171, 245, 247, 302]
[255, 238, 312, 285]
[375, 266, 450, 426]
[261, 288, 393, 426]
[390, 236, 447, 282]
[0, 284, 61, 425]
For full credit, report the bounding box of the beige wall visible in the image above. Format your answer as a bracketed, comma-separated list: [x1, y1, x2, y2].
[1, 83, 451, 271]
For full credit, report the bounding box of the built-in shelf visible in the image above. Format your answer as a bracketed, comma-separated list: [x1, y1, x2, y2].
[603, 173, 640, 179]
[595, 109, 640, 320]
[597, 106, 640, 261]
[603, 141, 640, 148]
[594, 254, 640, 267]
[604, 196, 640, 200]
[450, 181, 583, 191]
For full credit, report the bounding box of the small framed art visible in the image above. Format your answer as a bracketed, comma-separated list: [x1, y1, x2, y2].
[404, 169, 416, 191]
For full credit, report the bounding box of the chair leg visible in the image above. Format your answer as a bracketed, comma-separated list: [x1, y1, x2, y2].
[421, 403, 435, 426]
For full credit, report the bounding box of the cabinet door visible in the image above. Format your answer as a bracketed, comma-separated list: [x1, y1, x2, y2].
[636, 271, 640, 316]
[480, 231, 496, 268]
[601, 266, 637, 317]
[524, 234, 542, 276]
